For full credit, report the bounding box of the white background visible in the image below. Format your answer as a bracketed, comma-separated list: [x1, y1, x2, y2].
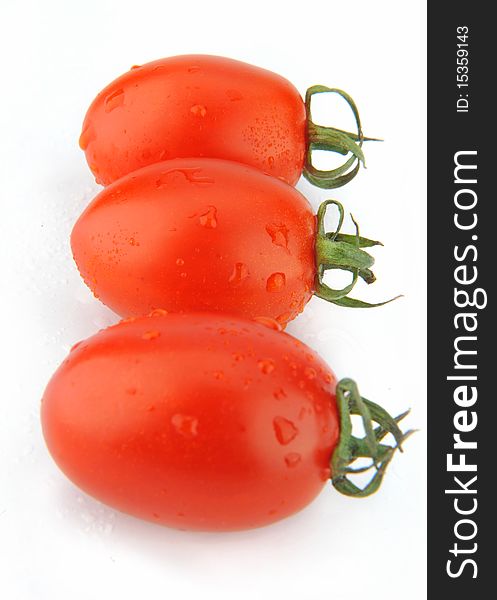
[1, 1, 426, 598]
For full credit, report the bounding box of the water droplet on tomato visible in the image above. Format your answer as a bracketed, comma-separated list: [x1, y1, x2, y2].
[155, 174, 169, 188]
[232, 353, 244, 362]
[304, 367, 317, 380]
[198, 206, 217, 228]
[156, 168, 214, 187]
[126, 387, 137, 395]
[130, 64, 141, 70]
[182, 169, 214, 184]
[176, 258, 185, 266]
[266, 272, 286, 292]
[323, 373, 333, 384]
[258, 359, 275, 374]
[190, 104, 207, 117]
[276, 312, 292, 326]
[273, 388, 287, 400]
[187, 65, 201, 73]
[253, 316, 282, 331]
[180, 272, 187, 278]
[273, 417, 298, 445]
[149, 308, 168, 317]
[267, 156, 275, 167]
[89, 162, 100, 177]
[78, 124, 94, 150]
[121, 316, 138, 324]
[320, 467, 331, 481]
[171, 414, 198, 437]
[70, 341, 83, 352]
[229, 262, 249, 284]
[284, 452, 301, 468]
[104, 89, 124, 113]
[213, 371, 224, 380]
[142, 330, 160, 340]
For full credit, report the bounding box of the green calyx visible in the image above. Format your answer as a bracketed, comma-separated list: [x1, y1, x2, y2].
[314, 199, 400, 308]
[331, 378, 415, 497]
[303, 86, 380, 189]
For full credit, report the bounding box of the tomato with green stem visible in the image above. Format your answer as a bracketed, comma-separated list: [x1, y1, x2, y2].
[71, 158, 396, 324]
[80, 55, 372, 189]
[41, 312, 411, 531]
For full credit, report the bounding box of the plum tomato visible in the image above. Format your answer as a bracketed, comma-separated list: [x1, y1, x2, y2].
[41, 312, 410, 531]
[71, 158, 393, 323]
[80, 55, 368, 189]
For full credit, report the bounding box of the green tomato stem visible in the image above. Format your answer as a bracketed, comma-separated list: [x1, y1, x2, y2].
[303, 86, 381, 189]
[331, 378, 415, 497]
[314, 199, 400, 308]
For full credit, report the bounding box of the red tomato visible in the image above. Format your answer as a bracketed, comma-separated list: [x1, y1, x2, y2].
[80, 55, 366, 189]
[41, 313, 408, 531]
[71, 158, 387, 324]
[42, 313, 337, 530]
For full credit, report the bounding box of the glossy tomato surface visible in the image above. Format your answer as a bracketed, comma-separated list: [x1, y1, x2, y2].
[71, 158, 316, 325]
[41, 313, 339, 531]
[80, 55, 306, 186]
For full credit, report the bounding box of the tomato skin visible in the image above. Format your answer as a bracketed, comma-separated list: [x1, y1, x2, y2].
[80, 55, 306, 186]
[71, 158, 316, 325]
[41, 313, 338, 531]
